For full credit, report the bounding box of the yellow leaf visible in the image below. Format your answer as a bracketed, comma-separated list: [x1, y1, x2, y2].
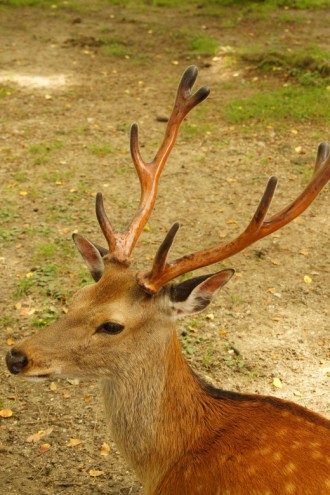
[19, 191, 28, 196]
[6, 338, 14, 346]
[67, 438, 82, 447]
[226, 219, 238, 225]
[303, 275, 312, 284]
[272, 377, 282, 389]
[100, 442, 110, 456]
[0, 408, 13, 418]
[89, 469, 105, 477]
[291, 129, 298, 134]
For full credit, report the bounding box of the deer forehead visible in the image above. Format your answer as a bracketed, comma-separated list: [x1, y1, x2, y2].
[69, 264, 167, 323]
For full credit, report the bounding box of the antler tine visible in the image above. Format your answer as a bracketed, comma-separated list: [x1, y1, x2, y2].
[96, 66, 209, 262]
[140, 222, 180, 288]
[138, 150, 330, 294]
[314, 142, 329, 175]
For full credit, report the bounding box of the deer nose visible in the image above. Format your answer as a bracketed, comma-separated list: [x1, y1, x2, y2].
[6, 348, 28, 375]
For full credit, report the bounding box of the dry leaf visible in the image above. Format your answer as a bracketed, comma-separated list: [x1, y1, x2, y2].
[26, 428, 53, 443]
[67, 438, 82, 447]
[0, 408, 13, 418]
[89, 469, 105, 477]
[272, 377, 282, 389]
[303, 275, 312, 284]
[100, 442, 110, 456]
[49, 382, 57, 392]
[6, 338, 14, 346]
[39, 443, 51, 453]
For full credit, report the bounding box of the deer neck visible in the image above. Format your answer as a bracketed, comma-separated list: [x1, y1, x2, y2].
[101, 326, 212, 491]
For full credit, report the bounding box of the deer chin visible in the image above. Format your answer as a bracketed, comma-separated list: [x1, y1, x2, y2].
[23, 367, 62, 381]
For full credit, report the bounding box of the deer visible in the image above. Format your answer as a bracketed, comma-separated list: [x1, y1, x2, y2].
[6, 66, 330, 495]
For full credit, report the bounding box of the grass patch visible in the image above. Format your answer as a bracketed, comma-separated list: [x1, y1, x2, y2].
[240, 44, 330, 85]
[101, 39, 131, 58]
[28, 140, 64, 165]
[224, 86, 330, 127]
[88, 143, 116, 156]
[172, 29, 218, 57]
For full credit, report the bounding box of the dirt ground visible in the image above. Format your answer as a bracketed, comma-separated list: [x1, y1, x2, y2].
[0, 2, 329, 494]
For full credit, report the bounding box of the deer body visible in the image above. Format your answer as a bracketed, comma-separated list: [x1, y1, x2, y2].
[6, 66, 330, 494]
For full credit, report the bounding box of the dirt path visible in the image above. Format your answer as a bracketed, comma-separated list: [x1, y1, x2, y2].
[0, 2, 329, 494]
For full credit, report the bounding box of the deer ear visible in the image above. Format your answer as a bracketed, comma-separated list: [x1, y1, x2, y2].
[169, 269, 234, 319]
[72, 233, 105, 282]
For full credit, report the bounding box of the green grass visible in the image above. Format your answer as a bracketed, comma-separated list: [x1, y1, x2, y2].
[172, 29, 218, 57]
[240, 44, 330, 85]
[88, 143, 116, 155]
[28, 140, 64, 165]
[224, 86, 330, 127]
[101, 39, 131, 58]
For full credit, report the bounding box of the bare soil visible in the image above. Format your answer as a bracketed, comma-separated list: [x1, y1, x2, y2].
[0, 2, 329, 495]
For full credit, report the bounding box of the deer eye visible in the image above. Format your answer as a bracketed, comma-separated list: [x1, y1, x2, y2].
[97, 322, 124, 335]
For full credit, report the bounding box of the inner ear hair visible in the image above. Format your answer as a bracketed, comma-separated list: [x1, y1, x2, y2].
[170, 274, 215, 303]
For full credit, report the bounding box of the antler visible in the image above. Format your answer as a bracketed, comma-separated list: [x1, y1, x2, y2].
[137, 144, 330, 294]
[96, 65, 210, 263]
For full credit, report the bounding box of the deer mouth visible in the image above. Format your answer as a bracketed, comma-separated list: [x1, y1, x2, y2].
[25, 374, 51, 382]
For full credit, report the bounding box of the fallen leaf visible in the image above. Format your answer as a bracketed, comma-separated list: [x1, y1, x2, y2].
[100, 442, 110, 456]
[0, 408, 13, 418]
[303, 275, 312, 284]
[26, 428, 53, 443]
[39, 443, 51, 453]
[67, 438, 82, 447]
[272, 377, 282, 389]
[6, 338, 14, 346]
[49, 382, 57, 392]
[89, 469, 105, 477]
